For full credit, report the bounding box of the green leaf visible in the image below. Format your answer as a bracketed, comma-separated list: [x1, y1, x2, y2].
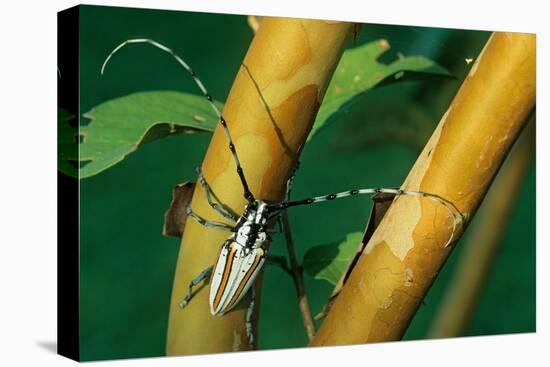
[309, 39, 452, 140]
[58, 107, 79, 177]
[59, 91, 221, 179]
[303, 232, 364, 285]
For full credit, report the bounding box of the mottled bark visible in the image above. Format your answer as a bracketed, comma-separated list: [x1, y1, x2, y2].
[311, 32, 536, 346]
[166, 18, 354, 355]
[428, 118, 535, 338]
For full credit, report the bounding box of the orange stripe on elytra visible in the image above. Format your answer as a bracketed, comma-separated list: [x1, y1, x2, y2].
[226, 249, 264, 310]
[213, 245, 237, 311]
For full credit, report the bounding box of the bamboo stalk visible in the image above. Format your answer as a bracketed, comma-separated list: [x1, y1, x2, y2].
[166, 18, 354, 355]
[311, 32, 536, 346]
[428, 117, 535, 338]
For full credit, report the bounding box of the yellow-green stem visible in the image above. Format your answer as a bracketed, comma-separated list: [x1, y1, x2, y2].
[166, 18, 354, 355]
[311, 32, 536, 346]
[428, 117, 535, 338]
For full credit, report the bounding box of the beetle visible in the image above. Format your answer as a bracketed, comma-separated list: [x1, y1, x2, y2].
[102, 38, 465, 346]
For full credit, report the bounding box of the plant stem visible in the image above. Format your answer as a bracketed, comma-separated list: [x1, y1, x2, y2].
[281, 210, 316, 341]
[428, 116, 535, 338]
[166, 18, 354, 356]
[311, 32, 536, 346]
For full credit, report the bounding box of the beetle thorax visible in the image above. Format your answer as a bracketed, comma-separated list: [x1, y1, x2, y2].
[234, 200, 269, 249]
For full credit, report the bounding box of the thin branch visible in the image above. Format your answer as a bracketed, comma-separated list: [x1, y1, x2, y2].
[281, 210, 316, 341]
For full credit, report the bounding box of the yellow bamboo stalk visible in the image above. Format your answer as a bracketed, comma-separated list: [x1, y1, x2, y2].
[311, 32, 536, 346]
[428, 118, 535, 338]
[166, 18, 354, 356]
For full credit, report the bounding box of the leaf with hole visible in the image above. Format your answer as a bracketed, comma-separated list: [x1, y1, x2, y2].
[309, 39, 452, 140]
[58, 91, 221, 178]
[58, 107, 79, 177]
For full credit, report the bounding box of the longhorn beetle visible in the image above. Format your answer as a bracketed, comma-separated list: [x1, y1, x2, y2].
[102, 38, 465, 347]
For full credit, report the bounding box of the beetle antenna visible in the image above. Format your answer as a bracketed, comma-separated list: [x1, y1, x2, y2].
[101, 38, 255, 202]
[270, 187, 465, 248]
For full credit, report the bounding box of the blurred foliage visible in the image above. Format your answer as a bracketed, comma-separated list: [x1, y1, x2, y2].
[330, 84, 436, 152]
[70, 5, 535, 362]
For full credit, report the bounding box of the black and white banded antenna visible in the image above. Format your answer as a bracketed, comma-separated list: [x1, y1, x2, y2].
[100, 38, 255, 203]
[268, 187, 465, 248]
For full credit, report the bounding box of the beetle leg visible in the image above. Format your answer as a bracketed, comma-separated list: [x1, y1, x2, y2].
[285, 160, 300, 200]
[266, 215, 284, 237]
[186, 206, 235, 231]
[245, 287, 256, 348]
[179, 266, 213, 309]
[196, 166, 240, 222]
[266, 166, 299, 221]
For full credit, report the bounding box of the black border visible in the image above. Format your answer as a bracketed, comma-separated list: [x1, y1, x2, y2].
[57, 5, 80, 361]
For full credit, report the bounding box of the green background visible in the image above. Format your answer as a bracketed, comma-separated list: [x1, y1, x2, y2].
[74, 5, 535, 361]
